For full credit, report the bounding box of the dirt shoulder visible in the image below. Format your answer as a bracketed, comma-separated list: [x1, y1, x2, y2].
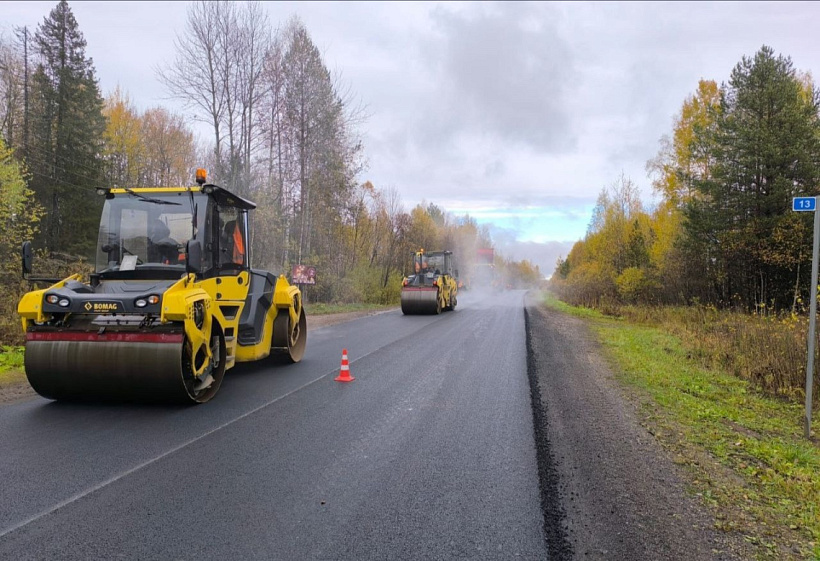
[0, 308, 398, 406]
[525, 294, 749, 560]
[0, 372, 35, 406]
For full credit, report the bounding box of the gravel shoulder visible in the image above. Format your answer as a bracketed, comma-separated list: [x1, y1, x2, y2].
[0, 308, 397, 406]
[525, 294, 743, 560]
[0, 378, 35, 406]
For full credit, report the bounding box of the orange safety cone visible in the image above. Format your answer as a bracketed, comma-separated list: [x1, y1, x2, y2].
[334, 349, 355, 382]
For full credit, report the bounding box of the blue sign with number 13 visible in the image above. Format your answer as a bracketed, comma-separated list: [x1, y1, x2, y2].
[793, 197, 817, 211]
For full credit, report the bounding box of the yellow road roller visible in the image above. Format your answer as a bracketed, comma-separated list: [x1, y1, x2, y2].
[17, 170, 306, 404]
[400, 249, 458, 315]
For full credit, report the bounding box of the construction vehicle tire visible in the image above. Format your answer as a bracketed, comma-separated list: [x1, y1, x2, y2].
[272, 307, 307, 363]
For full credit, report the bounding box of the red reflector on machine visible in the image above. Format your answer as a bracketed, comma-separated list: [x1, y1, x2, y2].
[26, 332, 184, 343]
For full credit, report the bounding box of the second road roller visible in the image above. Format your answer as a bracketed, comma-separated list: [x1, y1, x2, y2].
[400, 249, 458, 314]
[17, 169, 306, 404]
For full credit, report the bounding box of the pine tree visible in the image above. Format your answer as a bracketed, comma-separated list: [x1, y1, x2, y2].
[29, 0, 105, 255]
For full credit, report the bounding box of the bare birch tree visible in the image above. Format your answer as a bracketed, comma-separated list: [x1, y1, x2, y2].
[158, 1, 225, 178]
[256, 25, 292, 269]
[158, 1, 269, 194]
[160, 7, 366, 281]
[0, 32, 24, 149]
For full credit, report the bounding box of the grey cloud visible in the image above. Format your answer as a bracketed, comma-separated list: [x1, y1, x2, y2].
[418, 2, 577, 154]
[483, 159, 505, 180]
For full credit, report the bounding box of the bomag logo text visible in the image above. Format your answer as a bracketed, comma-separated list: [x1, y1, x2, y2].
[84, 302, 119, 312]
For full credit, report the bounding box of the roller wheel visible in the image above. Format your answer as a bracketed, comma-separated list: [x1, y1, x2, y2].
[272, 307, 307, 362]
[182, 326, 226, 403]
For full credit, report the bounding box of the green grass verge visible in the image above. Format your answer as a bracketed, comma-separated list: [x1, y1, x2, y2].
[0, 346, 23, 372]
[542, 291, 606, 319]
[0, 346, 25, 388]
[542, 293, 819, 560]
[304, 302, 395, 315]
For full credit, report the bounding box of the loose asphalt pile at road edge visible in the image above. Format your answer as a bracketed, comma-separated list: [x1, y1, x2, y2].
[525, 305, 574, 561]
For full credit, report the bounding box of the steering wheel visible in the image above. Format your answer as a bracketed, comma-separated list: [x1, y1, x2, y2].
[103, 243, 144, 265]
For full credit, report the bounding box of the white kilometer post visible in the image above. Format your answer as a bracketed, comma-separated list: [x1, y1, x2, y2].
[793, 196, 818, 439]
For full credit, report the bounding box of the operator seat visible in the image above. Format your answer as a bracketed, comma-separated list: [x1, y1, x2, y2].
[147, 219, 178, 264]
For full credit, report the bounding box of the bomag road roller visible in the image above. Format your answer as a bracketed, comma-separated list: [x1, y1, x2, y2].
[400, 249, 458, 315]
[17, 169, 306, 404]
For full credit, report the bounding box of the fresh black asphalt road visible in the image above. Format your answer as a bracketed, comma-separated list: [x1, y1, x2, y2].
[0, 290, 546, 560]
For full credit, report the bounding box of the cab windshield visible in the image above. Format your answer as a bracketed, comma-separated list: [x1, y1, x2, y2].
[95, 191, 209, 274]
[413, 253, 446, 275]
[426, 254, 445, 274]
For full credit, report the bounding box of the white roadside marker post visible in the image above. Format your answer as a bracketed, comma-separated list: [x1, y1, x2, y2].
[793, 196, 818, 439]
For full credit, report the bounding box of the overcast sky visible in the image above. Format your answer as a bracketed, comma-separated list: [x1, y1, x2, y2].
[4, 1, 820, 274]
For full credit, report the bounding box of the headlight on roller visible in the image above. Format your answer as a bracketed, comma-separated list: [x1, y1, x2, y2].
[135, 295, 160, 308]
[46, 294, 59, 304]
[58, 299, 70, 307]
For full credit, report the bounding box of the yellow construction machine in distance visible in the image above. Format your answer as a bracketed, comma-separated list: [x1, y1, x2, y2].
[400, 249, 458, 315]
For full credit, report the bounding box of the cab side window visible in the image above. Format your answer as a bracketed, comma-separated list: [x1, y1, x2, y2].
[218, 207, 246, 269]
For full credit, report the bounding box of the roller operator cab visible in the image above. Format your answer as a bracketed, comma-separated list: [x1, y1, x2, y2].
[400, 249, 458, 315]
[17, 172, 306, 404]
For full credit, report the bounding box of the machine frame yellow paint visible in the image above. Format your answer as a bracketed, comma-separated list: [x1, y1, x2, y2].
[17, 185, 305, 385]
[18, 274, 82, 329]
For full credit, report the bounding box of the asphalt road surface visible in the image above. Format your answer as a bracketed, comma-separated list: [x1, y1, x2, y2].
[0, 290, 547, 560]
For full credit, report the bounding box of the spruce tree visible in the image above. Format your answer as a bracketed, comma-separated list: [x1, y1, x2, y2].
[29, 0, 105, 255]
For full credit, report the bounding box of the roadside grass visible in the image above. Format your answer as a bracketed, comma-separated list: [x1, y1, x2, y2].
[542, 293, 820, 560]
[304, 302, 395, 315]
[0, 346, 25, 388]
[550, 289, 815, 402]
[542, 291, 605, 320]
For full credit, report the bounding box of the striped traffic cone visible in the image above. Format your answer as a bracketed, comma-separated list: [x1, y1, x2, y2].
[334, 349, 355, 382]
